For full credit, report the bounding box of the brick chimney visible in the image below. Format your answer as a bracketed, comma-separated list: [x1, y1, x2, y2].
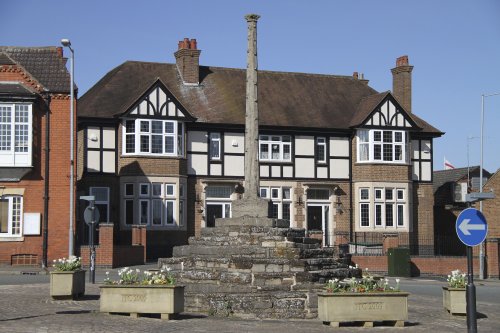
[391, 55, 414, 113]
[174, 38, 201, 85]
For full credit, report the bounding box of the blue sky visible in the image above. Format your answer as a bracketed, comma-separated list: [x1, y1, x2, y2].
[2, 0, 500, 172]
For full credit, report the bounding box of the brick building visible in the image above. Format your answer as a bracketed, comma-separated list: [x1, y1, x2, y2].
[77, 39, 443, 261]
[0, 47, 74, 266]
[482, 169, 500, 238]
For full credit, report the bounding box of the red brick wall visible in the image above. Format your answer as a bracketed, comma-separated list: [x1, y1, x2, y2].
[483, 171, 500, 238]
[0, 64, 74, 266]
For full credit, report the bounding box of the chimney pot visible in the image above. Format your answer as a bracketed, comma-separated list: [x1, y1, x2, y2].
[353, 72, 358, 79]
[190, 39, 197, 50]
[56, 47, 63, 58]
[396, 55, 409, 67]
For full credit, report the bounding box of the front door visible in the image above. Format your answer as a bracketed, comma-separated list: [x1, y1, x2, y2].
[205, 203, 231, 228]
[307, 204, 331, 247]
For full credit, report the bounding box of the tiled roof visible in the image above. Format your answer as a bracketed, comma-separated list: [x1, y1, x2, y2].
[0, 47, 72, 93]
[79, 60, 442, 134]
[0, 82, 37, 97]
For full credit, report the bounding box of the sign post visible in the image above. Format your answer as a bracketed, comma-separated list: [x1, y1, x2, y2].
[456, 208, 488, 333]
[80, 195, 100, 284]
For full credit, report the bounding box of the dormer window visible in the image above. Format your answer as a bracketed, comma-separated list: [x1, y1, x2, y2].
[357, 129, 408, 164]
[122, 119, 184, 157]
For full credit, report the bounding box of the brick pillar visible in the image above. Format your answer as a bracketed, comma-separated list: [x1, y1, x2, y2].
[80, 223, 114, 267]
[131, 225, 147, 263]
[383, 234, 400, 254]
[486, 239, 500, 279]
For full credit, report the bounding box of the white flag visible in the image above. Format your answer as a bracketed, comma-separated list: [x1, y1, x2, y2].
[444, 157, 455, 170]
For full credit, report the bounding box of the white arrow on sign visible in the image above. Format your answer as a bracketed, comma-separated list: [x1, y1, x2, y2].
[459, 219, 486, 236]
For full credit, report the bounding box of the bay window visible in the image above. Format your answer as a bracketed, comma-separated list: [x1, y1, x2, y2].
[357, 129, 407, 163]
[123, 119, 184, 156]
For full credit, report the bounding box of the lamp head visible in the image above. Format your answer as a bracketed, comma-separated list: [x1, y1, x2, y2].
[60, 39, 71, 47]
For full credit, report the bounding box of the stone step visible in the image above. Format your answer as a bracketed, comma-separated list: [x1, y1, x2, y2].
[308, 267, 362, 283]
[200, 225, 306, 239]
[173, 245, 269, 258]
[300, 248, 335, 258]
[304, 258, 348, 271]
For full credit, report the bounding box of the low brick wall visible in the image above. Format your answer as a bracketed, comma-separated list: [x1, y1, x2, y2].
[351, 239, 499, 279]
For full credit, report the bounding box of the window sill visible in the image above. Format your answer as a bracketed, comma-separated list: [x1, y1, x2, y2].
[0, 236, 24, 242]
[355, 161, 409, 166]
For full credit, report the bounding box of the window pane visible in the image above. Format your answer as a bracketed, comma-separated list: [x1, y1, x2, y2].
[140, 184, 149, 196]
[125, 134, 135, 153]
[359, 143, 369, 161]
[386, 203, 394, 226]
[375, 204, 382, 226]
[358, 130, 369, 143]
[166, 201, 174, 224]
[165, 122, 174, 134]
[316, 143, 325, 162]
[383, 131, 392, 143]
[0, 105, 11, 151]
[271, 144, 280, 159]
[307, 189, 329, 200]
[397, 204, 404, 226]
[282, 188, 291, 200]
[374, 144, 381, 160]
[90, 187, 109, 202]
[385, 189, 393, 200]
[271, 188, 279, 199]
[125, 183, 134, 196]
[271, 203, 279, 218]
[165, 136, 174, 153]
[210, 133, 220, 159]
[151, 121, 162, 133]
[206, 186, 232, 198]
[283, 144, 291, 160]
[140, 121, 149, 133]
[259, 187, 268, 198]
[375, 188, 382, 200]
[395, 145, 403, 161]
[395, 132, 403, 143]
[125, 200, 134, 225]
[397, 189, 404, 200]
[152, 199, 163, 225]
[383, 144, 393, 161]
[282, 203, 290, 221]
[260, 144, 269, 159]
[15, 124, 29, 152]
[166, 184, 175, 196]
[152, 183, 162, 196]
[151, 135, 162, 153]
[374, 131, 381, 142]
[224, 204, 231, 218]
[140, 135, 149, 152]
[360, 188, 369, 200]
[125, 120, 135, 133]
[360, 203, 370, 226]
[140, 201, 149, 224]
[282, 136, 291, 142]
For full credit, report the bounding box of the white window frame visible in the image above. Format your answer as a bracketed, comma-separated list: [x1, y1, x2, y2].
[122, 118, 184, 157]
[265, 186, 292, 221]
[0, 103, 32, 167]
[359, 188, 370, 227]
[0, 196, 23, 237]
[316, 137, 326, 163]
[210, 133, 221, 160]
[259, 135, 291, 162]
[357, 129, 407, 164]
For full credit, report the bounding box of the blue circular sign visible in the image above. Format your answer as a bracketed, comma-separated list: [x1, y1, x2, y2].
[456, 208, 488, 246]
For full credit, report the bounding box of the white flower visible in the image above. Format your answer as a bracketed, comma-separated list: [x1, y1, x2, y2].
[396, 278, 400, 283]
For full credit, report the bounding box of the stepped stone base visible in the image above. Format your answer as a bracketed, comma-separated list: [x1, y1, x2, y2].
[158, 217, 360, 319]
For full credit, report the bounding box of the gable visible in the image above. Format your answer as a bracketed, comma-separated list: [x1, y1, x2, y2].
[362, 96, 417, 129]
[124, 80, 194, 120]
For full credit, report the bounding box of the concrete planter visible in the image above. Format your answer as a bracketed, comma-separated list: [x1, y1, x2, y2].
[442, 286, 466, 315]
[318, 292, 409, 327]
[100, 285, 184, 320]
[50, 270, 86, 299]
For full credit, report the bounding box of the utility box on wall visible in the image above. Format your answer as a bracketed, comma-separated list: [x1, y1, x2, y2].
[388, 247, 411, 277]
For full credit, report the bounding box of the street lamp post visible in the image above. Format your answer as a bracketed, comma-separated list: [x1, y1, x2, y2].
[479, 91, 500, 279]
[61, 39, 75, 257]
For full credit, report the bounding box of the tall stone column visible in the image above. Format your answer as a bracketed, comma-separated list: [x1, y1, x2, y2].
[231, 14, 269, 219]
[244, 13, 260, 200]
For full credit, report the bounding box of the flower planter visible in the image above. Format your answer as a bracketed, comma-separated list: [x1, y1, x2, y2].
[442, 286, 466, 315]
[318, 292, 409, 327]
[50, 270, 86, 299]
[100, 285, 184, 320]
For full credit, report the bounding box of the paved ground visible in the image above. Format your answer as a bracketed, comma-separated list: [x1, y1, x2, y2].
[0, 273, 499, 333]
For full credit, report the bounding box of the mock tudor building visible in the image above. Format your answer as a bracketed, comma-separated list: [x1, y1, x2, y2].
[77, 39, 443, 260]
[0, 47, 74, 266]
